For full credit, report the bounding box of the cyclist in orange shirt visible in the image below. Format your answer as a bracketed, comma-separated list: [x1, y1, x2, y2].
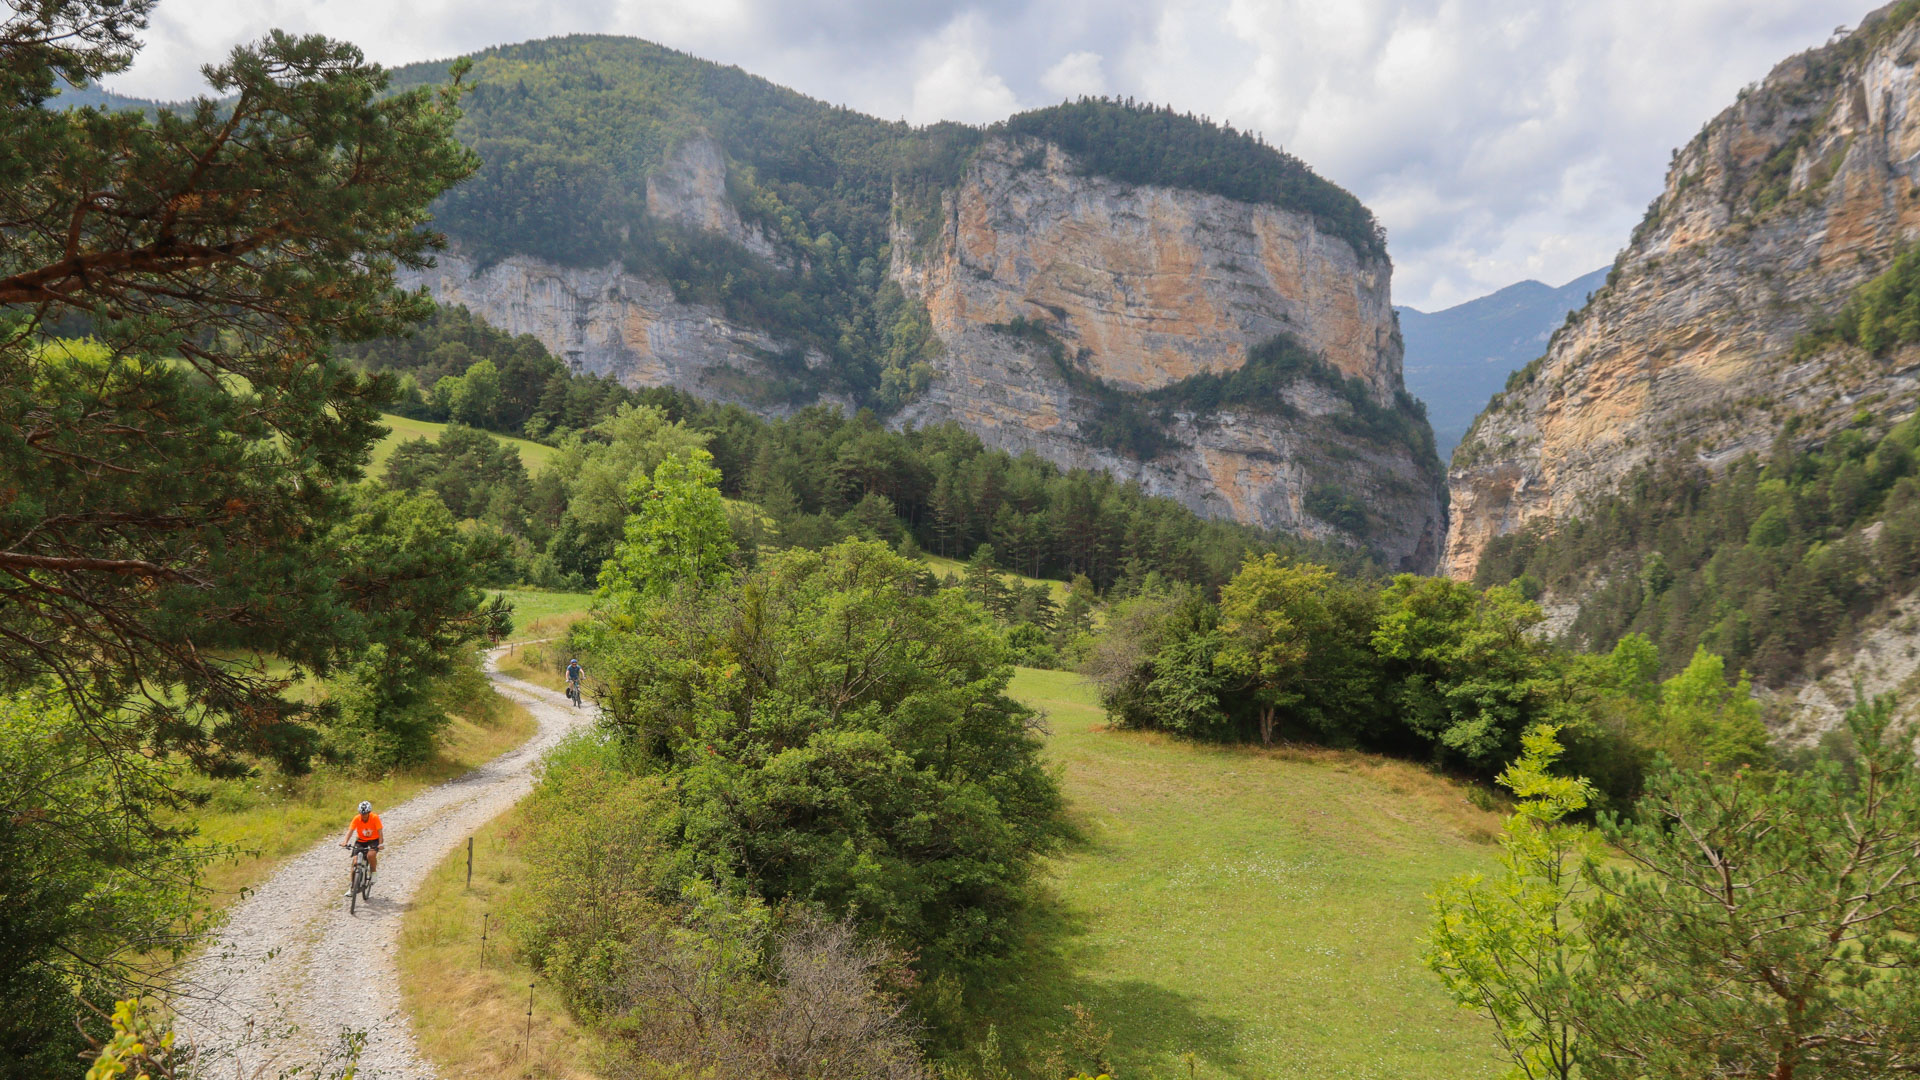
[339, 800, 383, 892]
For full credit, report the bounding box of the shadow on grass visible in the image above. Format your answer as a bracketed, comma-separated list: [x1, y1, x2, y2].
[956, 871, 1249, 1079]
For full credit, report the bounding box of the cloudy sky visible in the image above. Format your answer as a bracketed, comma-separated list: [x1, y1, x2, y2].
[111, 0, 1867, 310]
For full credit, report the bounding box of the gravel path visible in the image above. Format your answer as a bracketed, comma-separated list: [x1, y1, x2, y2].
[176, 651, 592, 1080]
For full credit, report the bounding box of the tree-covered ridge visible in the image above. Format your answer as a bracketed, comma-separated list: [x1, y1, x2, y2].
[386, 35, 922, 269]
[392, 37, 1385, 268]
[344, 306, 1375, 589]
[1474, 412, 1920, 685]
[998, 98, 1386, 262]
[374, 37, 1385, 409]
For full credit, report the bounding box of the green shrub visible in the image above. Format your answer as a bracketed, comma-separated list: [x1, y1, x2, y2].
[0, 692, 213, 1075]
[585, 536, 1065, 975]
[1305, 483, 1370, 536]
[1475, 414, 1920, 682]
[511, 732, 676, 1017]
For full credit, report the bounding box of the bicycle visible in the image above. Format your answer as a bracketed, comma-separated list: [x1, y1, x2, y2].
[566, 678, 582, 708]
[347, 842, 376, 913]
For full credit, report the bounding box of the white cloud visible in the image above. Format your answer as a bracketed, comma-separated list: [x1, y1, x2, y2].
[907, 13, 1024, 124]
[1040, 50, 1107, 99]
[104, 0, 1869, 309]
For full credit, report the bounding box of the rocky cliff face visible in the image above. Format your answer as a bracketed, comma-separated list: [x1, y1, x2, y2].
[407, 134, 1445, 568]
[643, 137, 781, 264]
[1446, 6, 1920, 579]
[400, 136, 838, 413]
[891, 139, 1443, 568]
[399, 250, 838, 413]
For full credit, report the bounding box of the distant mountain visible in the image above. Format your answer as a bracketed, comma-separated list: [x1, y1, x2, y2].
[1397, 268, 1607, 461]
[377, 36, 1445, 567]
[47, 80, 167, 112]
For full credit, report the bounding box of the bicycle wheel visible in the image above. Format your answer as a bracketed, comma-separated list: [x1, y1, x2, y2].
[350, 860, 362, 914]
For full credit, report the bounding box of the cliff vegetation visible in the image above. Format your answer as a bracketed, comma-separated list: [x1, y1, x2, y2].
[385, 38, 1387, 411]
[990, 319, 1438, 491]
[1475, 412, 1920, 684]
[997, 97, 1386, 261]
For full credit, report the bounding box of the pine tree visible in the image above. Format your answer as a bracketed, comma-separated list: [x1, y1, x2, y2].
[0, 2, 478, 770]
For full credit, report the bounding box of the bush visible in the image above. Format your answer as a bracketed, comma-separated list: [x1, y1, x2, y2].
[0, 693, 212, 1075]
[586, 536, 1065, 974]
[600, 885, 927, 1080]
[1006, 622, 1061, 668]
[511, 733, 676, 1017]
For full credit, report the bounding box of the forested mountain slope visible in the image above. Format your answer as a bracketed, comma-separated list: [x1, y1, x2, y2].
[1446, 4, 1920, 703]
[1398, 267, 1606, 460]
[1448, 3, 1920, 581]
[383, 37, 1446, 569]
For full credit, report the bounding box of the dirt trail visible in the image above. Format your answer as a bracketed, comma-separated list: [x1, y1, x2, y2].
[176, 651, 590, 1080]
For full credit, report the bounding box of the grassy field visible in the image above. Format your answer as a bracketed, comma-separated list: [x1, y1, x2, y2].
[922, 553, 1074, 603]
[396, 661, 1504, 1079]
[488, 587, 595, 645]
[184, 699, 537, 903]
[399, 810, 597, 1079]
[495, 646, 570, 695]
[371, 413, 560, 476]
[488, 587, 595, 695]
[981, 668, 1503, 1079]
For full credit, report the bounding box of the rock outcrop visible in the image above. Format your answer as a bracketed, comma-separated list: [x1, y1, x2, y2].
[1446, 6, 1920, 579]
[644, 136, 782, 264]
[891, 139, 1444, 568]
[408, 133, 1445, 568]
[399, 252, 839, 413]
[1784, 586, 1920, 747]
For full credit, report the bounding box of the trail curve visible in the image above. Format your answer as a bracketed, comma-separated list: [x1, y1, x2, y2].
[177, 651, 591, 1080]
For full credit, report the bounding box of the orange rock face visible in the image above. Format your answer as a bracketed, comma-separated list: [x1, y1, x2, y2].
[1446, 11, 1920, 580]
[905, 142, 1398, 399]
[894, 139, 1444, 570]
[405, 133, 1446, 568]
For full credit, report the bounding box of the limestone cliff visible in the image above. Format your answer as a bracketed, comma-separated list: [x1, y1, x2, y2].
[398, 250, 838, 412]
[891, 138, 1444, 569]
[1446, 5, 1920, 579]
[400, 136, 839, 414]
[407, 131, 1445, 567]
[643, 137, 781, 265]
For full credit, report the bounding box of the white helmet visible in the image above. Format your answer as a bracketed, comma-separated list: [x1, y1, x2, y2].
[358, 800, 372, 815]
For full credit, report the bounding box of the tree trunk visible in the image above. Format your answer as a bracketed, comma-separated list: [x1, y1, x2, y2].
[1260, 705, 1275, 746]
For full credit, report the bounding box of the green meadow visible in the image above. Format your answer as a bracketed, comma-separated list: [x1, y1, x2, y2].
[371, 413, 560, 475]
[989, 668, 1503, 1079]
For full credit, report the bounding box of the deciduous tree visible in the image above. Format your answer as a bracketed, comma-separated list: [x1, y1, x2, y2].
[1218, 554, 1377, 746]
[1426, 724, 1598, 1080]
